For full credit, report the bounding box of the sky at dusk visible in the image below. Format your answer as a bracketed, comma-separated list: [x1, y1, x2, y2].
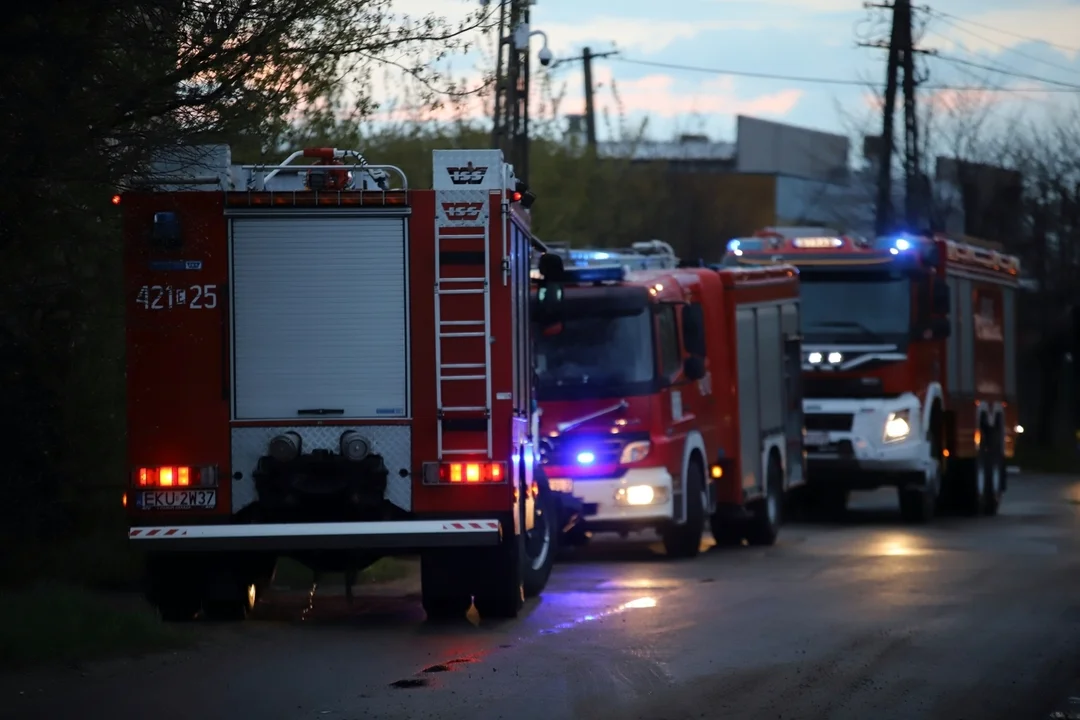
[382, 0, 1080, 144]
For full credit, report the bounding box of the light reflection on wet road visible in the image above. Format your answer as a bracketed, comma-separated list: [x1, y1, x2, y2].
[5, 474, 1080, 720]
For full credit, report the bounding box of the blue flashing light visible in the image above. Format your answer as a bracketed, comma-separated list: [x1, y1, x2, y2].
[563, 264, 626, 283]
[726, 238, 763, 254]
[576, 451, 596, 465]
[875, 233, 920, 254]
[569, 250, 612, 261]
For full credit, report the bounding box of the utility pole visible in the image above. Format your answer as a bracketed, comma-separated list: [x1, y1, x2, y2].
[583, 47, 597, 148]
[556, 47, 617, 151]
[491, 0, 530, 182]
[860, 0, 935, 234]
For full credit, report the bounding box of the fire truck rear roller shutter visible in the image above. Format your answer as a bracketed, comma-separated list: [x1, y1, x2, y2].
[231, 216, 408, 420]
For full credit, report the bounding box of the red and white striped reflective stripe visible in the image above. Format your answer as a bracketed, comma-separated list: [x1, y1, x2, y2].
[128, 520, 501, 539]
[442, 521, 500, 531]
[129, 528, 187, 537]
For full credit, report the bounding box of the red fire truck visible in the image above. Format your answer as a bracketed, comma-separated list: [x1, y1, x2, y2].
[532, 257, 806, 556]
[122, 145, 560, 621]
[723, 228, 1020, 522]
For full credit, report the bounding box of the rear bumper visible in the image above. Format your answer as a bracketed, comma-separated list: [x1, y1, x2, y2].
[128, 519, 502, 552]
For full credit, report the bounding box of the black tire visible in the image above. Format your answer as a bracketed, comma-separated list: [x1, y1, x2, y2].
[523, 474, 557, 598]
[947, 460, 980, 516]
[420, 551, 473, 622]
[899, 426, 942, 524]
[662, 455, 706, 558]
[983, 423, 1005, 517]
[145, 554, 202, 622]
[898, 481, 935, 524]
[472, 535, 525, 620]
[202, 578, 257, 622]
[746, 453, 783, 546]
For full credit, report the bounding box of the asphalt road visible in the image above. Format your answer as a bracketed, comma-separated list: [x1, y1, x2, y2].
[5, 473, 1080, 720]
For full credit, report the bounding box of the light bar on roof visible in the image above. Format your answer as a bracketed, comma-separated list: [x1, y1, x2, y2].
[564, 264, 626, 283]
[792, 237, 844, 248]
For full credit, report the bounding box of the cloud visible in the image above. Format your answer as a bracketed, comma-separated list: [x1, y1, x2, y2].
[922, 87, 1000, 112]
[366, 64, 803, 131]
[555, 66, 803, 120]
[709, 0, 868, 11]
[930, 5, 1080, 58]
[539, 17, 786, 55]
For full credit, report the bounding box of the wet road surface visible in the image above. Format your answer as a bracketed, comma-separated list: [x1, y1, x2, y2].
[4, 473, 1080, 720]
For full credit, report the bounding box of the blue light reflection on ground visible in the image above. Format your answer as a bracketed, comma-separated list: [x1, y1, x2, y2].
[536, 595, 657, 636]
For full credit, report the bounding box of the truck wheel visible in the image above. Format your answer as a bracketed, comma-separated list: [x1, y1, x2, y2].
[982, 423, 1005, 517]
[746, 453, 783, 546]
[421, 551, 473, 622]
[898, 479, 935, 524]
[472, 535, 525, 620]
[145, 555, 202, 622]
[951, 424, 989, 517]
[662, 456, 706, 558]
[203, 582, 257, 622]
[899, 434, 942, 524]
[523, 477, 557, 598]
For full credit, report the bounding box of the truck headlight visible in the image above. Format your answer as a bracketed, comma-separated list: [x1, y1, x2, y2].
[619, 441, 650, 464]
[883, 410, 911, 442]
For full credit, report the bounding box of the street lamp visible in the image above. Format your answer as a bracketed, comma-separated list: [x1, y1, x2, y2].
[512, 22, 554, 66]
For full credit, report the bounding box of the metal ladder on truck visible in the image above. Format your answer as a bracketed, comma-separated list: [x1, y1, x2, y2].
[434, 196, 493, 459]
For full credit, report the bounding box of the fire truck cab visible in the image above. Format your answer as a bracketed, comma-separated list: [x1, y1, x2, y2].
[532, 252, 805, 555]
[723, 228, 1020, 522]
[122, 145, 559, 622]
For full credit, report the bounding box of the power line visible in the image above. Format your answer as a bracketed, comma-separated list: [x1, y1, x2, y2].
[924, 7, 1080, 55]
[613, 56, 870, 86]
[611, 56, 1080, 92]
[931, 53, 1080, 90]
[926, 15, 1080, 78]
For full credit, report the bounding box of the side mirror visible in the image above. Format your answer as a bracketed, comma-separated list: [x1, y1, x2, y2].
[931, 280, 951, 315]
[681, 303, 706, 356]
[537, 252, 564, 281]
[534, 252, 565, 326]
[683, 355, 706, 381]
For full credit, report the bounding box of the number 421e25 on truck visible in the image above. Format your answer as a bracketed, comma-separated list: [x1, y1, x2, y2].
[121, 145, 561, 621]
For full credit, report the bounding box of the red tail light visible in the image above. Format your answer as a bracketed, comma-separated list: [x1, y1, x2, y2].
[133, 465, 218, 488]
[422, 461, 507, 485]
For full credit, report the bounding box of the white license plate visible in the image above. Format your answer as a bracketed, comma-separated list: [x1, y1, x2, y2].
[137, 489, 217, 510]
[804, 431, 831, 447]
[548, 478, 574, 494]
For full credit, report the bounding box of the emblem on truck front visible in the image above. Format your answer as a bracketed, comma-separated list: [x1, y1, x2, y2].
[442, 202, 484, 222]
[446, 162, 488, 185]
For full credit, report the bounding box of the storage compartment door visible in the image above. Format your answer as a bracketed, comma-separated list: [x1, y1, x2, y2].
[230, 216, 408, 420]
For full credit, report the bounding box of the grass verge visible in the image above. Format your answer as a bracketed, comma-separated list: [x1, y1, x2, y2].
[0, 582, 192, 672]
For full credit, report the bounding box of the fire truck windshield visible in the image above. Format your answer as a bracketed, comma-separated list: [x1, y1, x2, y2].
[800, 270, 911, 344]
[535, 309, 655, 400]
